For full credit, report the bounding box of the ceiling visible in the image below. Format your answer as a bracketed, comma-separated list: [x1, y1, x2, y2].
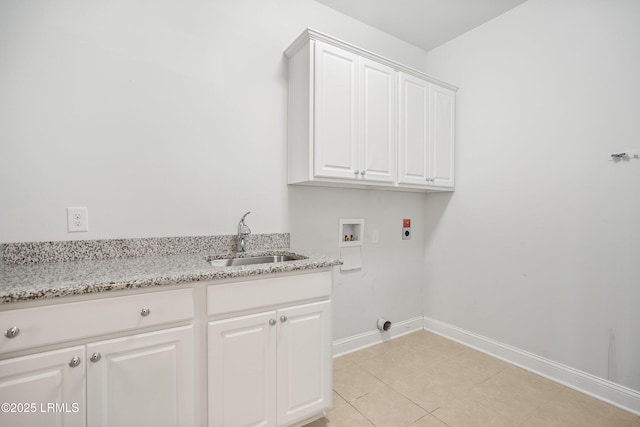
[314, 0, 528, 51]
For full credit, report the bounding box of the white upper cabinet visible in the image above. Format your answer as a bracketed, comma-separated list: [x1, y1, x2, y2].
[431, 84, 455, 188]
[314, 41, 359, 180]
[286, 29, 456, 192]
[359, 57, 396, 182]
[313, 41, 395, 182]
[398, 72, 431, 185]
[397, 72, 455, 189]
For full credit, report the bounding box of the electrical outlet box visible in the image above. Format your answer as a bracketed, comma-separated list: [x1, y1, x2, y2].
[67, 207, 88, 232]
[402, 218, 411, 240]
[402, 227, 411, 240]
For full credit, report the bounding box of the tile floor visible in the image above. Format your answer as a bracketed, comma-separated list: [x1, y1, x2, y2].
[306, 330, 640, 427]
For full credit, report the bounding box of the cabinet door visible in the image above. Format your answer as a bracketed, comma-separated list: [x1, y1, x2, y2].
[397, 72, 431, 185]
[86, 325, 194, 427]
[431, 84, 455, 188]
[208, 311, 277, 427]
[0, 346, 85, 427]
[360, 58, 396, 182]
[314, 40, 359, 180]
[277, 300, 332, 426]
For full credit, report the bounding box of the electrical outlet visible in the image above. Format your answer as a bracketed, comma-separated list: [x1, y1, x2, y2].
[402, 227, 411, 240]
[67, 207, 88, 232]
[402, 218, 411, 240]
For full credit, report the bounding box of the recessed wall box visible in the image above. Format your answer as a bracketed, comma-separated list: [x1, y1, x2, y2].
[339, 219, 364, 247]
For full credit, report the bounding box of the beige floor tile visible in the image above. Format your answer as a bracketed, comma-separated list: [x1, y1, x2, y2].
[448, 348, 510, 378]
[329, 333, 639, 427]
[413, 333, 468, 360]
[408, 414, 449, 427]
[304, 404, 374, 427]
[431, 396, 518, 427]
[522, 388, 639, 427]
[385, 330, 433, 349]
[333, 364, 385, 402]
[341, 343, 389, 364]
[391, 369, 458, 412]
[401, 347, 454, 371]
[469, 365, 564, 422]
[351, 386, 427, 427]
[332, 391, 347, 408]
[357, 347, 423, 384]
[333, 354, 356, 371]
[418, 353, 497, 395]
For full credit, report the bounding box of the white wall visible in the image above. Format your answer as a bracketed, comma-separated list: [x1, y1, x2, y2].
[0, 0, 430, 346]
[0, 0, 428, 243]
[424, 0, 640, 392]
[289, 186, 426, 341]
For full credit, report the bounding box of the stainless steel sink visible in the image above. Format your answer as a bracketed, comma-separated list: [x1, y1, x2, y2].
[206, 254, 305, 267]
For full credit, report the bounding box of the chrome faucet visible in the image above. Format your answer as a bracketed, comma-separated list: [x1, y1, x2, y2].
[237, 211, 251, 252]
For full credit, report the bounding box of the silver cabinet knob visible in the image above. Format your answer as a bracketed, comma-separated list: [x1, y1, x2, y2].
[4, 326, 20, 339]
[68, 357, 81, 368]
[140, 307, 151, 317]
[354, 170, 359, 176]
[269, 319, 276, 326]
[360, 171, 366, 176]
[280, 315, 288, 323]
[90, 352, 102, 363]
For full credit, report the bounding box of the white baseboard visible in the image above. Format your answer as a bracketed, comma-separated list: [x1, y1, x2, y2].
[423, 316, 640, 416]
[332, 316, 424, 357]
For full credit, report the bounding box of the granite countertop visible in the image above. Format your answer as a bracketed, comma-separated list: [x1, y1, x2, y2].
[0, 234, 341, 305]
[0, 249, 340, 304]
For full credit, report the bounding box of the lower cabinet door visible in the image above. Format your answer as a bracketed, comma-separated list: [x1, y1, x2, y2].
[277, 300, 332, 426]
[208, 311, 277, 427]
[86, 325, 194, 427]
[0, 346, 86, 427]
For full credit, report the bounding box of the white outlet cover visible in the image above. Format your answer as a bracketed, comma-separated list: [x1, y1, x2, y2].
[67, 207, 88, 232]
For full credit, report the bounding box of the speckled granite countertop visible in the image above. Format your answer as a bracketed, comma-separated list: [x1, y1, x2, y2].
[0, 234, 340, 304]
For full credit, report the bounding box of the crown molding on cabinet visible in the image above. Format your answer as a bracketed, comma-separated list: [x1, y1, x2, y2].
[285, 28, 458, 92]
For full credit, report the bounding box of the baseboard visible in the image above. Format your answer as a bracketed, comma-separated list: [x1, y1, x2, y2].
[423, 316, 640, 416]
[332, 316, 424, 357]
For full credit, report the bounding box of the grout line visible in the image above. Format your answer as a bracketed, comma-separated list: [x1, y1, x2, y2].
[348, 402, 377, 426]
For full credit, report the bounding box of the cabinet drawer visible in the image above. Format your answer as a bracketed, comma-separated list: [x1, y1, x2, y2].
[207, 271, 331, 317]
[0, 288, 193, 354]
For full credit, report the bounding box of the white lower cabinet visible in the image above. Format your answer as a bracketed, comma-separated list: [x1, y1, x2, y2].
[0, 271, 333, 427]
[208, 311, 277, 427]
[0, 346, 86, 427]
[0, 326, 193, 427]
[276, 301, 332, 426]
[208, 300, 332, 427]
[87, 326, 194, 427]
[0, 288, 195, 427]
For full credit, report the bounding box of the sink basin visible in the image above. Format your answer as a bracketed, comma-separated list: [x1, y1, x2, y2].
[206, 254, 305, 267]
